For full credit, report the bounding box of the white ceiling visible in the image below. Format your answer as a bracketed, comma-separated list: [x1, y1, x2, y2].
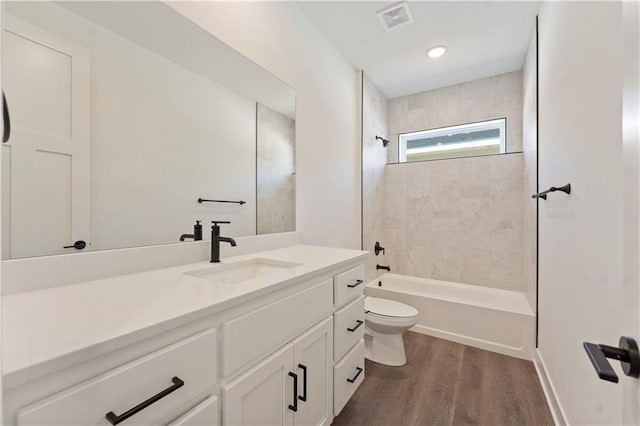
[297, 1, 540, 99]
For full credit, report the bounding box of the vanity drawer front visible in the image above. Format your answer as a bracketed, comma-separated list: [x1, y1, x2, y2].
[17, 329, 217, 426]
[334, 295, 365, 360]
[334, 265, 365, 308]
[333, 339, 365, 416]
[169, 396, 218, 426]
[223, 279, 333, 377]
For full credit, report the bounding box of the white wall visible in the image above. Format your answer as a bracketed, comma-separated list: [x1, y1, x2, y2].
[522, 26, 537, 309]
[5, 2, 258, 252]
[538, 2, 623, 424]
[167, 2, 361, 250]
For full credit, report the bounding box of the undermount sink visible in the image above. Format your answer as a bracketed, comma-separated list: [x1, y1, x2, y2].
[184, 258, 301, 285]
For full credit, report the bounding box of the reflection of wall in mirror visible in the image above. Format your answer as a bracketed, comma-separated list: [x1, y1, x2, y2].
[256, 103, 296, 234]
[387, 71, 523, 163]
[2, 2, 258, 257]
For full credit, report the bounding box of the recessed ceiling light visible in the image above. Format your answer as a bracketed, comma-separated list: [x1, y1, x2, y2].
[427, 46, 447, 58]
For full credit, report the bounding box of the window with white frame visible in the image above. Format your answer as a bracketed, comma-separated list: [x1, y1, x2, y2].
[398, 118, 506, 162]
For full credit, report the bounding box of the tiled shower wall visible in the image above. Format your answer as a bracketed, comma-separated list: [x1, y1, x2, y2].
[361, 73, 389, 281]
[362, 71, 527, 292]
[387, 71, 523, 163]
[256, 103, 296, 234]
[383, 154, 524, 291]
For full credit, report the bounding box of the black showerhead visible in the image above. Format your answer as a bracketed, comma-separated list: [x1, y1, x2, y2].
[375, 135, 390, 148]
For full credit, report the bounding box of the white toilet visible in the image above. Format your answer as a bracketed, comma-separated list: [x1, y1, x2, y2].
[364, 296, 418, 366]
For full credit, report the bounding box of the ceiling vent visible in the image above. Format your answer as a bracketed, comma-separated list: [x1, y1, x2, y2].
[377, 2, 413, 31]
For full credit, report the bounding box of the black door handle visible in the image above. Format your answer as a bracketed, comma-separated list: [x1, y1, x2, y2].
[288, 372, 298, 412]
[63, 240, 87, 250]
[298, 364, 307, 402]
[347, 320, 364, 332]
[105, 376, 184, 425]
[583, 336, 640, 383]
[2, 91, 10, 143]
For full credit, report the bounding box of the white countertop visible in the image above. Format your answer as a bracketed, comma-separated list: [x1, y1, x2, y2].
[2, 245, 367, 388]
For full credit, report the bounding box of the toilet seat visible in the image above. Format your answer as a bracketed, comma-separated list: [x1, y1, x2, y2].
[365, 297, 418, 318]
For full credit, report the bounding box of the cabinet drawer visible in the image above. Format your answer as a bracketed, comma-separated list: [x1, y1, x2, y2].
[333, 339, 365, 416]
[17, 329, 217, 426]
[334, 296, 365, 361]
[169, 396, 218, 426]
[334, 265, 365, 308]
[223, 279, 333, 376]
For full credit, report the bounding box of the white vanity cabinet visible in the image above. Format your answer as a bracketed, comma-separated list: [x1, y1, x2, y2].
[4, 252, 367, 426]
[223, 317, 333, 426]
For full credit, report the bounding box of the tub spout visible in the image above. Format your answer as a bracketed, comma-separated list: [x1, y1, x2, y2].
[377, 264, 391, 272]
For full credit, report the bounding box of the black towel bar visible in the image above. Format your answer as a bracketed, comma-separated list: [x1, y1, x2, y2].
[198, 198, 246, 205]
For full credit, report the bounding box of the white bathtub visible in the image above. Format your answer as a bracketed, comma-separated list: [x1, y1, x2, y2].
[365, 273, 535, 360]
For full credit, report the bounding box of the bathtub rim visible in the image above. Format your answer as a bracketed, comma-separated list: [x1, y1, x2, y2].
[366, 273, 534, 316]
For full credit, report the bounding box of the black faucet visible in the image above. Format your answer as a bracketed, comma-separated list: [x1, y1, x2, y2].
[377, 264, 391, 272]
[180, 220, 203, 241]
[210, 221, 237, 263]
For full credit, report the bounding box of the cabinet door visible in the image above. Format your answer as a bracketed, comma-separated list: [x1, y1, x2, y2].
[223, 344, 295, 426]
[293, 318, 333, 426]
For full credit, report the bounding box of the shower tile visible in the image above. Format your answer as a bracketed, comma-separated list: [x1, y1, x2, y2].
[385, 164, 407, 184]
[407, 91, 433, 111]
[459, 95, 492, 124]
[460, 77, 491, 99]
[406, 164, 431, 198]
[458, 198, 492, 230]
[490, 154, 523, 179]
[431, 161, 460, 182]
[459, 248, 492, 286]
[459, 178, 491, 198]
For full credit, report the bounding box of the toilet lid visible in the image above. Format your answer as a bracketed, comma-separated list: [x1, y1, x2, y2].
[365, 297, 418, 318]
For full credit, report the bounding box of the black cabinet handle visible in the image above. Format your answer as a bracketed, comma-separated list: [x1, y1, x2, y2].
[347, 320, 364, 332]
[63, 240, 86, 250]
[347, 279, 364, 288]
[288, 372, 298, 412]
[105, 376, 184, 425]
[2, 91, 10, 143]
[347, 366, 363, 383]
[298, 364, 307, 402]
[583, 336, 640, 383]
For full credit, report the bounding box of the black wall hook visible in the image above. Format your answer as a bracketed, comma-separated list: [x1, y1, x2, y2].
[532, 183, 571, 200]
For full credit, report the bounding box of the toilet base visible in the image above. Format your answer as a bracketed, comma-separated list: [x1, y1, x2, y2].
[364, 328, 407, 366]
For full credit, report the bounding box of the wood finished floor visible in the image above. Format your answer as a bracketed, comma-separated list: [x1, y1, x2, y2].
[333, 332, 553, 426]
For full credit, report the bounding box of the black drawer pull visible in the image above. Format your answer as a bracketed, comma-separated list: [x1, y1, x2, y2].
[347, 367, 363, 383]
[347, 320, 364, 332]
[298, 364, 307, 402]
[3, 91, 10, 143]
[106, 376, 184, 425]
[347, 279, 364, 288]
[288, 372, 298, 412]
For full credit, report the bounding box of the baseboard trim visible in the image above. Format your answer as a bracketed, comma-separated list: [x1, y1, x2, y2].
[533, 348, 568, 425]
